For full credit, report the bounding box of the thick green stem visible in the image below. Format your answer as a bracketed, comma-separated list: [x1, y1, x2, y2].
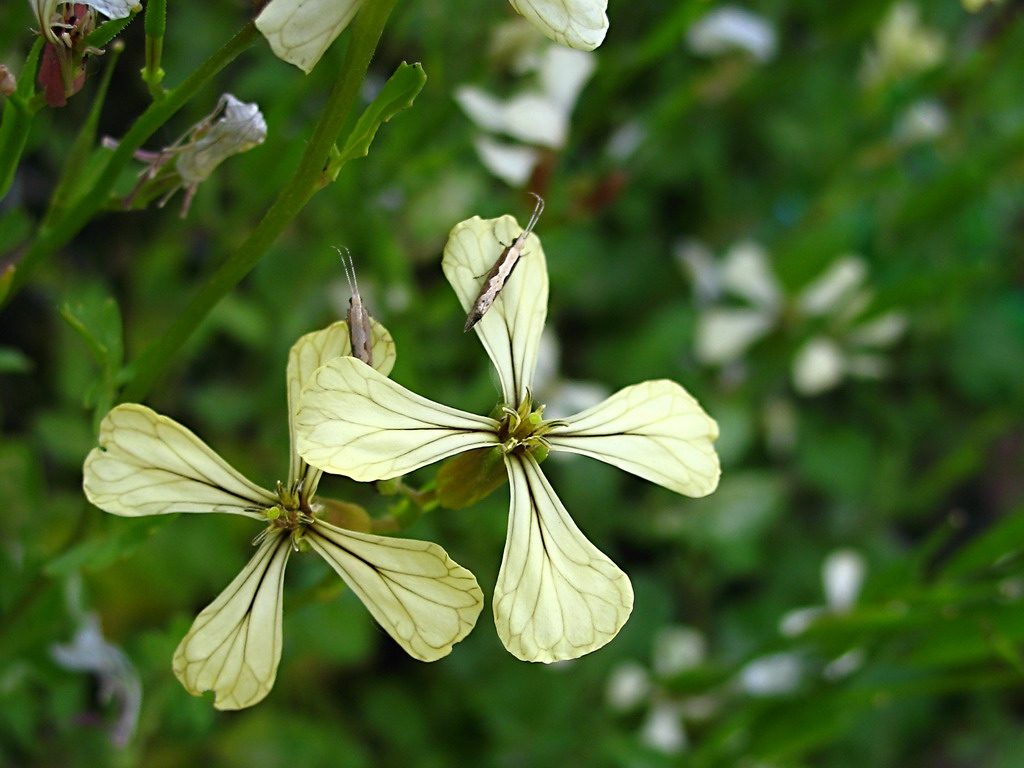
[121, 0, 399, 402]
[2, 23, 259, 307]
[143, 0, 168, 98]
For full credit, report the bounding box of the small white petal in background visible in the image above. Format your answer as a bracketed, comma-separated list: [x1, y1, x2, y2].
[533, 329, 608, 420]
[676, 238, 722, 304]
[652, 625, 706, 678]
[739, 652, 803, 696]
[456, 37, 596, 186]
[687, 5, 778, 63]
[472, 136, 541, 187]
[824, 648, 866, 681]
[52, 614, 142, 746]
[606, 120, 646, 162]
[719, 240, 782, 311]
[640, 701, 688, 754]
[176, 95, 268, 185]
[861, 3, 946, 88]
[791, 336, 846, 396]
[894, 99, 949, 144]
[848, 312, 908, 347]
[696, 308, 776, 365]
[796, 256, 867, 317]
[605, 661, 652, 711]
[823, 549, 867, 611]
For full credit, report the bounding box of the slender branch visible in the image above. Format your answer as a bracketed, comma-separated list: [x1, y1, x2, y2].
[2, 23, 259, 307]
[0, 38, 44, 201]
[143, 0, 168, 99]
[122, 0, 399, 402]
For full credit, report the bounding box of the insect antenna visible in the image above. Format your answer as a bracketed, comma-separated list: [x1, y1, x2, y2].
[523, 192, 545, 237]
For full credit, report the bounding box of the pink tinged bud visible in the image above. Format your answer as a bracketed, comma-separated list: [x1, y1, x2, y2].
[0, 66, 16, 96]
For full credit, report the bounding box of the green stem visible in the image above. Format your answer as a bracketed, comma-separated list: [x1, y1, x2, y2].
[121, 0, 399, 402]
[0, 38, 44, 202]
[143, 0, 168, 98]
[2, 23, 259, 307]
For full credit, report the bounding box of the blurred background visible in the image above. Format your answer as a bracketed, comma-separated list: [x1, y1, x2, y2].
[2, 0, 1024, 765]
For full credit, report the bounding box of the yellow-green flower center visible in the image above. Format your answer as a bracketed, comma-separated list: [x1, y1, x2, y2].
[495, 397, 562, 460]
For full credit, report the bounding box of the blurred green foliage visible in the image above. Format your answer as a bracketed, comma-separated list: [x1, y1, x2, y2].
[1, 0, 1023, 766]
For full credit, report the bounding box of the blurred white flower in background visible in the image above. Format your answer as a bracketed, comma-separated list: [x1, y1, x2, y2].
[456, 26, 596, 186]
[533, 329, 609, 420]
[686, 5, 777, 63]
[780, 548, 868, 637]
[893, 98, 950, 144]
[737, 652, 803, 696]
[51, 613, 142, 746]
[861, 3, 946, 88]
[679, 240, 908, 396]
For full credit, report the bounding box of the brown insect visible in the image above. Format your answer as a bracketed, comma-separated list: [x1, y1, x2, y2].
[335, 247, 373, 366]
[464, 192, 545, 332]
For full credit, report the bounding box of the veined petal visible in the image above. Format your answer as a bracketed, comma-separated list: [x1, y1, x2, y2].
[255, 0, 366, 74]
[296, 357, 498, 481]
[494, 454, 633, 662]
[306, 521, 483, 661]
[442, 215, 548, 405]
[173, 531, 291, 710]
[547, 380, 720, 497]
[286, 319, 396, 492]
[509, 0, 609, 51]
[83, 404, 273, 519]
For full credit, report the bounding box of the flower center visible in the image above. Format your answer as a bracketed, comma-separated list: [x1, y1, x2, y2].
[253, 480, 316, 550]
[495, 396, 562, 460]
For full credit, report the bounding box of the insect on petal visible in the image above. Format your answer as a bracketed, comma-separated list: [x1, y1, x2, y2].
[306, 521, 484, 661]
[295, 357, 499, 481]
[547, 380, 721, 498]
[173, 531, 291, 710]
[443, 215, 548, 404]
[255, 0, 367, 74]
[509, 0, 609, 51]
[285, 320, 396, 492]
[494, 454, 633, 663]
[83, 404, 275, 518]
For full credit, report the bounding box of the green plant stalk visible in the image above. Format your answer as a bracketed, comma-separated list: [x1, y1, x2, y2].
[2, 23, 259, 307]
[0, 38, 44, 201]
[143, 0, 167, 98]
[121, 0, 400, 402]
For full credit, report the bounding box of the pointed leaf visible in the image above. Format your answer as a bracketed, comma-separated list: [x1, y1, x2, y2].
[494, 454, 633, 662]
[296, 357, 498, 481]
[173, 533, 291, 710]
[442, 215, 548, 405]
[83, 404, 274, 518]
[548, 380, 720, 497]
[307, 521, 483, 661]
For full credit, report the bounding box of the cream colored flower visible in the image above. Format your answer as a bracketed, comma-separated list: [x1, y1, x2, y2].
[861, 3, 945, 88]
[296, 215, 720, 663]
[29, 0, 138, 46]
[257, 0, 609, 73]
[83, 321, 483, 709]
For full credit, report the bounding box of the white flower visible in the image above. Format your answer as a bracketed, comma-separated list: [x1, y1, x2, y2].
[652, 625, 706, 678]
[456, 43, 596, 186]
[83, 320, 483, 709]
[296, 214, 720, 663]
[686, 5, 777, 63]
[861, 3, 946, 88]
[257, 0, 609, 73]
[738, 652, 803, 696]
[779, 548, 867, 637]
[605, 661, 652, 711]
[682, 242, 908, 396]
[640, 701, 688, 754]
[52, 613, 141, 746]
[893, 99, 949, 144]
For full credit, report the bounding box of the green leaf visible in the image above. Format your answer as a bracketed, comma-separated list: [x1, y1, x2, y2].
[84, 12, 139, 49]
[435, 447, 507, 510]
[325, 62, 426, 182]
[60, 288, 124, 415]
[45, 516, 171, 576]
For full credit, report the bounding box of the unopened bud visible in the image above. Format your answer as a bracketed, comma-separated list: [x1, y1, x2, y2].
[0, 66, 15, 97]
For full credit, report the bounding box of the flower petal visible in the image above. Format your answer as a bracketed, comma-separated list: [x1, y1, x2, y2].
[286, 319, 396, 492]
[255, 0, 366, 74]
[509, 0, 609, 51]
[83, 404, 273, 518]
[547, 380, 720, 497]
[494, 455, 633, 662]
[306, 521, 483, 661]
[442, 215, 548, 404]
[296, 357, 498, 481]
[173, 532, 291, 710]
